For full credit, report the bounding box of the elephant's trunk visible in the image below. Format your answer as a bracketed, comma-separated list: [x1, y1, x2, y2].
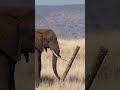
[52, 50, 60, 80]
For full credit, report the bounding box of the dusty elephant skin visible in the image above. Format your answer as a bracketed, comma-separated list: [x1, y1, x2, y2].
[0, 8, 34, 90]
[35, 29, 60, 86]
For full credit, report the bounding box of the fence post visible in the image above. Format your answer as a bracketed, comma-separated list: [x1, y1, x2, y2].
[60, 46, 80, 82]
[85, 46, 108, 90]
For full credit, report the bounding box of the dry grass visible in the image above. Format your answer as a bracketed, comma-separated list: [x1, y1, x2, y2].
[15, 31, 120, 90]
[36, 38, 85, 90]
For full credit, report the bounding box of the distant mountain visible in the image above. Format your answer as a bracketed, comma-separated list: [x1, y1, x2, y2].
[35, 4, 85, 39]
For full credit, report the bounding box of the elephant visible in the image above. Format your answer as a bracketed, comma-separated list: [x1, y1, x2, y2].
[35, 29, 61, 86]
[0, 8, 34, 90]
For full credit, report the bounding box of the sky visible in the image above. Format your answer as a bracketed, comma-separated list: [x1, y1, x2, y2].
[35, 0, 85, 5]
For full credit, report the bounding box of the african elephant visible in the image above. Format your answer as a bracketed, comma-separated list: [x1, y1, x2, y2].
[35, 29, 61, 86]
[0, 8, 34, 90]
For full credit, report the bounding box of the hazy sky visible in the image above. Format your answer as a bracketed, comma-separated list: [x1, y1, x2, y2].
[35, 0, 85, 5]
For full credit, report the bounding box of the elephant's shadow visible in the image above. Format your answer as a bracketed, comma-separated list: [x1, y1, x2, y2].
[40, 75, 82, 86]
[40, 75, 55, 85]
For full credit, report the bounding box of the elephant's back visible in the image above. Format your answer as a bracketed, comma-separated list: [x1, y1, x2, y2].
[35, 29, 55, 35]
[36, 29, 52, 32]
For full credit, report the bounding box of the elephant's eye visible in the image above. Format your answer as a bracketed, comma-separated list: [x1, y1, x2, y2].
[55, 37, 57, 40]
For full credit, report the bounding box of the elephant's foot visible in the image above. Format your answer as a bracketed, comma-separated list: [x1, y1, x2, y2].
[35, 79, 40, 88]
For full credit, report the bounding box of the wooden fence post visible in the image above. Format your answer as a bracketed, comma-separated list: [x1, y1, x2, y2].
[60, 46, 80, 82]
[85, 46, 108, 90]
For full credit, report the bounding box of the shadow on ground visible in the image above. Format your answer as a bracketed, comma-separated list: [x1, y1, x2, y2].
[40, 76, 55, 86]
[40, 75, 82, 86]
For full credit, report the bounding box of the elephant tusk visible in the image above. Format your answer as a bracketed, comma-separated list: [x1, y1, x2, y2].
[51, 50, 68, 62]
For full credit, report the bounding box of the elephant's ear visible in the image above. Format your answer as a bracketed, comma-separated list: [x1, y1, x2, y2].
[35, 33, 44, 52]
[43, 34, 49, 48]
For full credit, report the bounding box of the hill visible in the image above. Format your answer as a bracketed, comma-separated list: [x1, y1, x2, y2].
[35, 4, 85, 39]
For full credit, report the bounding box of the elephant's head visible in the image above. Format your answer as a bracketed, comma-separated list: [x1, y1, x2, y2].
[39, 29, 61, 80]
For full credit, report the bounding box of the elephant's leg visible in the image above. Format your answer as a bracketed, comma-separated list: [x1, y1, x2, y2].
[38, 52, 41, 81]
[12, 64, 16, 90]
[35, 50, 41, 87]
[0, 56, 10, 90]
[9, 62, 16, 90]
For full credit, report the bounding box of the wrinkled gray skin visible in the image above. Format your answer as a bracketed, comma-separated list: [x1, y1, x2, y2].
[35, 29, 60, 86]
[0, 8, 34, 90]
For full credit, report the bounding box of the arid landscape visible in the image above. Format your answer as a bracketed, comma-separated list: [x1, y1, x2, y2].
[35, 4, 85, 90]
[14, 31, 120, 90]
[36, 38, 85, 90]
[14, 2, 120, 90]
[14, 38, 85, 90]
